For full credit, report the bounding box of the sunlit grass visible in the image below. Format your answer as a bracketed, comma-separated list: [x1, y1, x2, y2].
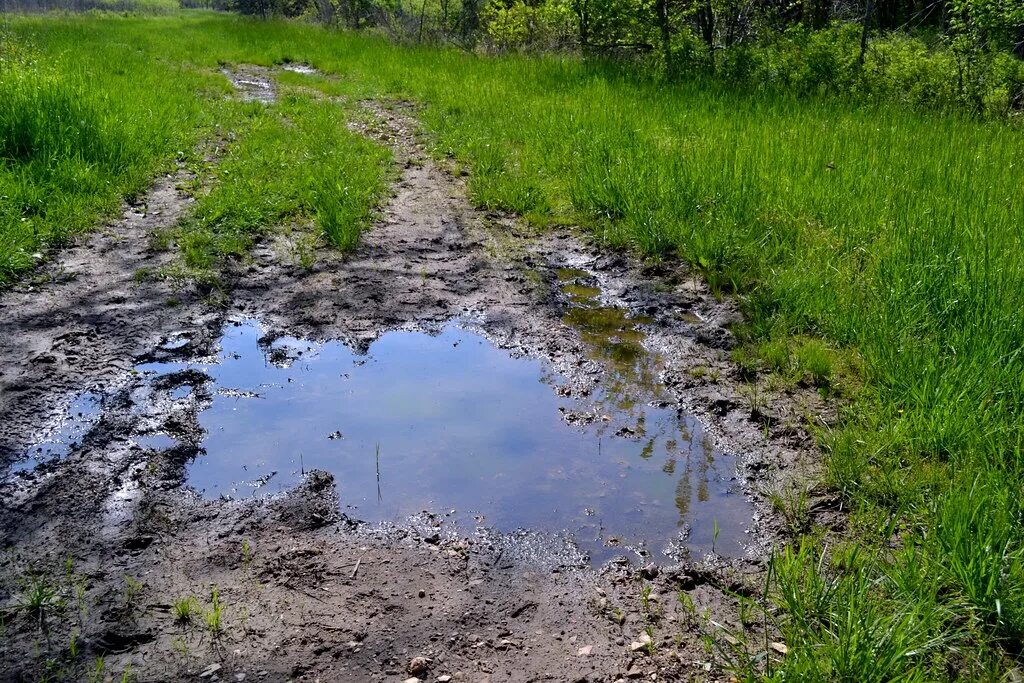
[175, 93, 389, 273]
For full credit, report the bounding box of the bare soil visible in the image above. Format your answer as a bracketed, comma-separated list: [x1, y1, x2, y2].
[0, 81, 832, 682]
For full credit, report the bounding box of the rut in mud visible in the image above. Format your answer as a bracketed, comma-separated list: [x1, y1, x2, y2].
[0, 68, 830, 682]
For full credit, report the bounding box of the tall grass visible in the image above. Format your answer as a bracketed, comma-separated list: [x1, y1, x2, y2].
[3, 12, 1023, 677]
[0, 22, 215, 283]
[177, 92, 389, 270]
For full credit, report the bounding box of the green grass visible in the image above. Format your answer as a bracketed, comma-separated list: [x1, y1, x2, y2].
[171, 595, 199, 624]
[174, 92, 389, 275]
[0, 17, 388, 285]
[2, 11, 1023, 679]
[0, 23, 218, 281]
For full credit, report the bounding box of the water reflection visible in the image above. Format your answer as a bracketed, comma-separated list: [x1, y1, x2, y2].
[15, 268, 753, 562]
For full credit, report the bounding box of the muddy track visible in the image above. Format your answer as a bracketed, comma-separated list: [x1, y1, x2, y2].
[0, 169, 215, 470]
[0, 70, 831, 682]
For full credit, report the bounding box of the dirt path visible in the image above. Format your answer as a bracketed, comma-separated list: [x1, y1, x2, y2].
[0, 78, 829, 682]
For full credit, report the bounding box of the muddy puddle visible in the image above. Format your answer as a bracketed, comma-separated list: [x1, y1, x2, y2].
[10, 392, 104, 474]
[5, 267, 755, 564]
[129, 320, 747, 562]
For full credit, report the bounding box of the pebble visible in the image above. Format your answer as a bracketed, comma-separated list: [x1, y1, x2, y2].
[630, 633, 653, 652]
[199, 664, 222, 679]
[407, 656, 431, 676]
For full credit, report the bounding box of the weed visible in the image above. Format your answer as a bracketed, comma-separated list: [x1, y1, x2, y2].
[171, 635, 190, 665]
[640, 584, 652, 613]
[205, 586, 224, 636]
[766, 483, 812, 537]
[123, 576, 143, 608]
[15, 574, 63, 632]
[643, 625, 657, 655]
[172, 596, 200, 625]
[676, 591, 699, 629]
[85, 657, 105, 683]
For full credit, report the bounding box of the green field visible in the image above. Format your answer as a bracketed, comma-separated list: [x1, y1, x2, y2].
[2, 10, 1024, 679]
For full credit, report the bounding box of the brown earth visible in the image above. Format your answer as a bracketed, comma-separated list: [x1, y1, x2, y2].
[0, 72, 834, 682]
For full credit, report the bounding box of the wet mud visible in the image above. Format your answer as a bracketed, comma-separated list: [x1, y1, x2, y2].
[0, 68, 832, 681]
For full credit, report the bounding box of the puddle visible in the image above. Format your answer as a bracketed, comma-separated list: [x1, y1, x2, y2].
[281, 63, 318, 75]
[557, 267, 660, 400]
[222, 67, 276, 104]
[136, 311, 751, 562]
[8, 267, 753, 562]
[10, 392, 103, 474]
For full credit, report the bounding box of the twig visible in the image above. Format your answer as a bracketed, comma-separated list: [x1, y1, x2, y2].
[350, 557, 361, 579]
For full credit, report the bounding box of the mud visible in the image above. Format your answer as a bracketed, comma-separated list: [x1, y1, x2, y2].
[0, 70, 831, 681]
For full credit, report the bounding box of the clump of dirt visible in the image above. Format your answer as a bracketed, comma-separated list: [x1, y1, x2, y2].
[0, 70, 832, 681]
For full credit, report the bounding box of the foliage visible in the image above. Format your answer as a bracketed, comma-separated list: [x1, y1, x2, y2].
[481, 0, 576, 52]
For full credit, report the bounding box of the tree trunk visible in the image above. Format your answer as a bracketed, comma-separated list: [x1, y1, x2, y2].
[859, 0, 874, 65]
[696, 0, 714, 51]
[314, 0, 334, 24]
[574, 0, 590, 54]
[418, 0, 429, 42]
[1014, 23, 1024, 59]
[655, 0, 672, 74]
[460, 0, 479, 44]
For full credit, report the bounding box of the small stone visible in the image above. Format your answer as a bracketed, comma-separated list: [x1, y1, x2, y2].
[419, 589, 427, 598]
[437, 677, 452, 683]
[404, 679, 420, 683]
[408, 656, 431, 676]
[630, 633, 652, 652]
[625, 666, 644, 679]
[577, 645, 594, 656]
[770, 641, 789, 655]
[235, 675, 246, 682]
[199, 664, 222, 679]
